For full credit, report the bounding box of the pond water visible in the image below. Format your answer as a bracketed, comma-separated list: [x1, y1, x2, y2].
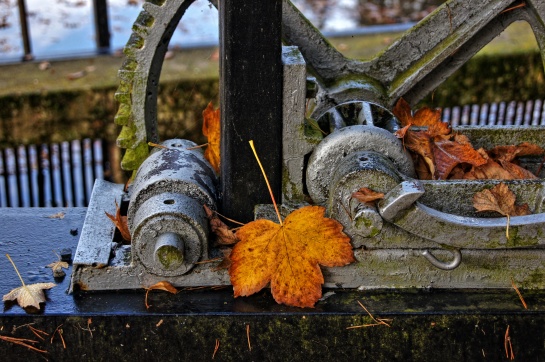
[0, 0, 439, 63]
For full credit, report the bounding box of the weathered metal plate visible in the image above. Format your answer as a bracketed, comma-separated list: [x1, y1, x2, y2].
[72, 179, 123, 268]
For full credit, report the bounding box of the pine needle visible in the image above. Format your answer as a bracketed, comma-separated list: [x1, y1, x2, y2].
[212, 339, 220, 359]
[347, 301, 392, 329]
[0, 335, 47, 354]
[511, 278, 528, 309]
[246, 324, 252, 351]
[249, 140, 282, 226]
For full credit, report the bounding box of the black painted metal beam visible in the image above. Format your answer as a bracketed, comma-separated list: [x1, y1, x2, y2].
[17, 0, 32, 61]
[93, 0, 111, 54]
[219, 0, 283, 223]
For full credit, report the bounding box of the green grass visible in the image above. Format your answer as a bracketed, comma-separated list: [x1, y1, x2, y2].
[0, 20, 539, 97]
[329, 20, 539, 60]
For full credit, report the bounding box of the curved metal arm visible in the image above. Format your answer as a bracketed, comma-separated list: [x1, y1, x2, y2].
[379, 181, 545, 249]
[422, 249, 462, 270]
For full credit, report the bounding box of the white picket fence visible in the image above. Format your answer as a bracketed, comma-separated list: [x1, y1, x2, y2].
[0, 139, 106, 207]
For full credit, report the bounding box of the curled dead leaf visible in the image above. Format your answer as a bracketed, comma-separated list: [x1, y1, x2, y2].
[46, 260, 69, 278]
[105, 200, 131, 242]
[204, 205, 239, 245]
[352, 188, 384, 204]
[432, 138, 486, 179]
[392, 97, 448, 136]
[144, 281, 178, 309]
[202, 102, 221, 173]
[488, 142, 545, 162]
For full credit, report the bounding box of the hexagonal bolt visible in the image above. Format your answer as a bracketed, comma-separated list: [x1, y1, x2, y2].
[352, 203, 383, 237]
[154, 232, 185, 270]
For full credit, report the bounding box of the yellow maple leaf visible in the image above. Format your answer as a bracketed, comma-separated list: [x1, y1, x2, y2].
[3, 254, 55, 311]
[202, 101, 220, 173]
[229, 205, 354, 308]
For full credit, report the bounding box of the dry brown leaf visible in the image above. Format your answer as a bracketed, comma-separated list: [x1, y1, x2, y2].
[464, 158, 516, 180]
[352, 188, 385, 204]
[488, 142, 545, 162]
[47, 212, 65, 219]
[46, 260, 69, 278]
[404, 130, 435, 176]
[204, 205, 239, 245]
[214, 249, 233, 271]
[499, 160, 538, 180]
[392, 98, 448, 135]
[202, 102, 221, 173]
[229, 205, 354, 308]
[392, 97, 413, 126]
[394, 123, 411, 140]
[145, 281, 178, 309]
[105, 200, 131, 242]
[473, 183, 530, 217]
[394, 99, 541, 181]
[146, 281, 178, 294]
[432, 138, 487, 179]
[3, 283, 56, 310]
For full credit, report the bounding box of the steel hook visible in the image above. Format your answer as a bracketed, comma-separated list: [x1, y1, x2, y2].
[421, 249, 462, 270]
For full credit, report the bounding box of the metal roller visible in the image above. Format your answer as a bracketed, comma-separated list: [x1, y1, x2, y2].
[128, 139, 218, 276]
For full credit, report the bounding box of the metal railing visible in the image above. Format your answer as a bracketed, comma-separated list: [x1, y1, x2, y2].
[16, 0, 110, 61]
[443, 99, 545, 127]
[0, 139, 111, 207]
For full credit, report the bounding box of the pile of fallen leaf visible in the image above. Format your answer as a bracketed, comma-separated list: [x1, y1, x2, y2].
[392, 98, 545, 180]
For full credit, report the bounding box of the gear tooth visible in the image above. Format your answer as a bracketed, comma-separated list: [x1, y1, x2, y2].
[117, 69, 135, 82]
[117, 125, 138, 149]
[135, 11, 154, 28]
[115, 103, 131, 126]
[121, 58, 137, 72]
[132, 24, 150, 38]
[117, 80, 131, 94]
[114, 91, 131, 104]
[124, 33, 145, 52]
[121, 142, 149, 171]
[142, 2, 162, 17]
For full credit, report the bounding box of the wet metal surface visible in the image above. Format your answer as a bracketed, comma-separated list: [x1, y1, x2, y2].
[3, 208, 545, 316]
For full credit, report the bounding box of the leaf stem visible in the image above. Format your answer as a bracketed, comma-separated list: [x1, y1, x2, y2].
[249, 140, 283, 226]
[6, 254, 26, 288]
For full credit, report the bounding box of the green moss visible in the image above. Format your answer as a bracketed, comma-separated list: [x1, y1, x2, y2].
[303, 118, 325, 142]
[135, 11, 155, 28]
[156, 245, 184, 269]
[121, 141, 150, 171]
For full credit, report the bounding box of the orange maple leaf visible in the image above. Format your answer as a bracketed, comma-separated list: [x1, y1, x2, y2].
[202, 101, 220, 173]
[105, 200, 131, 242]
[229, 206, 354, 308]
[392, 98, 448, 136]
